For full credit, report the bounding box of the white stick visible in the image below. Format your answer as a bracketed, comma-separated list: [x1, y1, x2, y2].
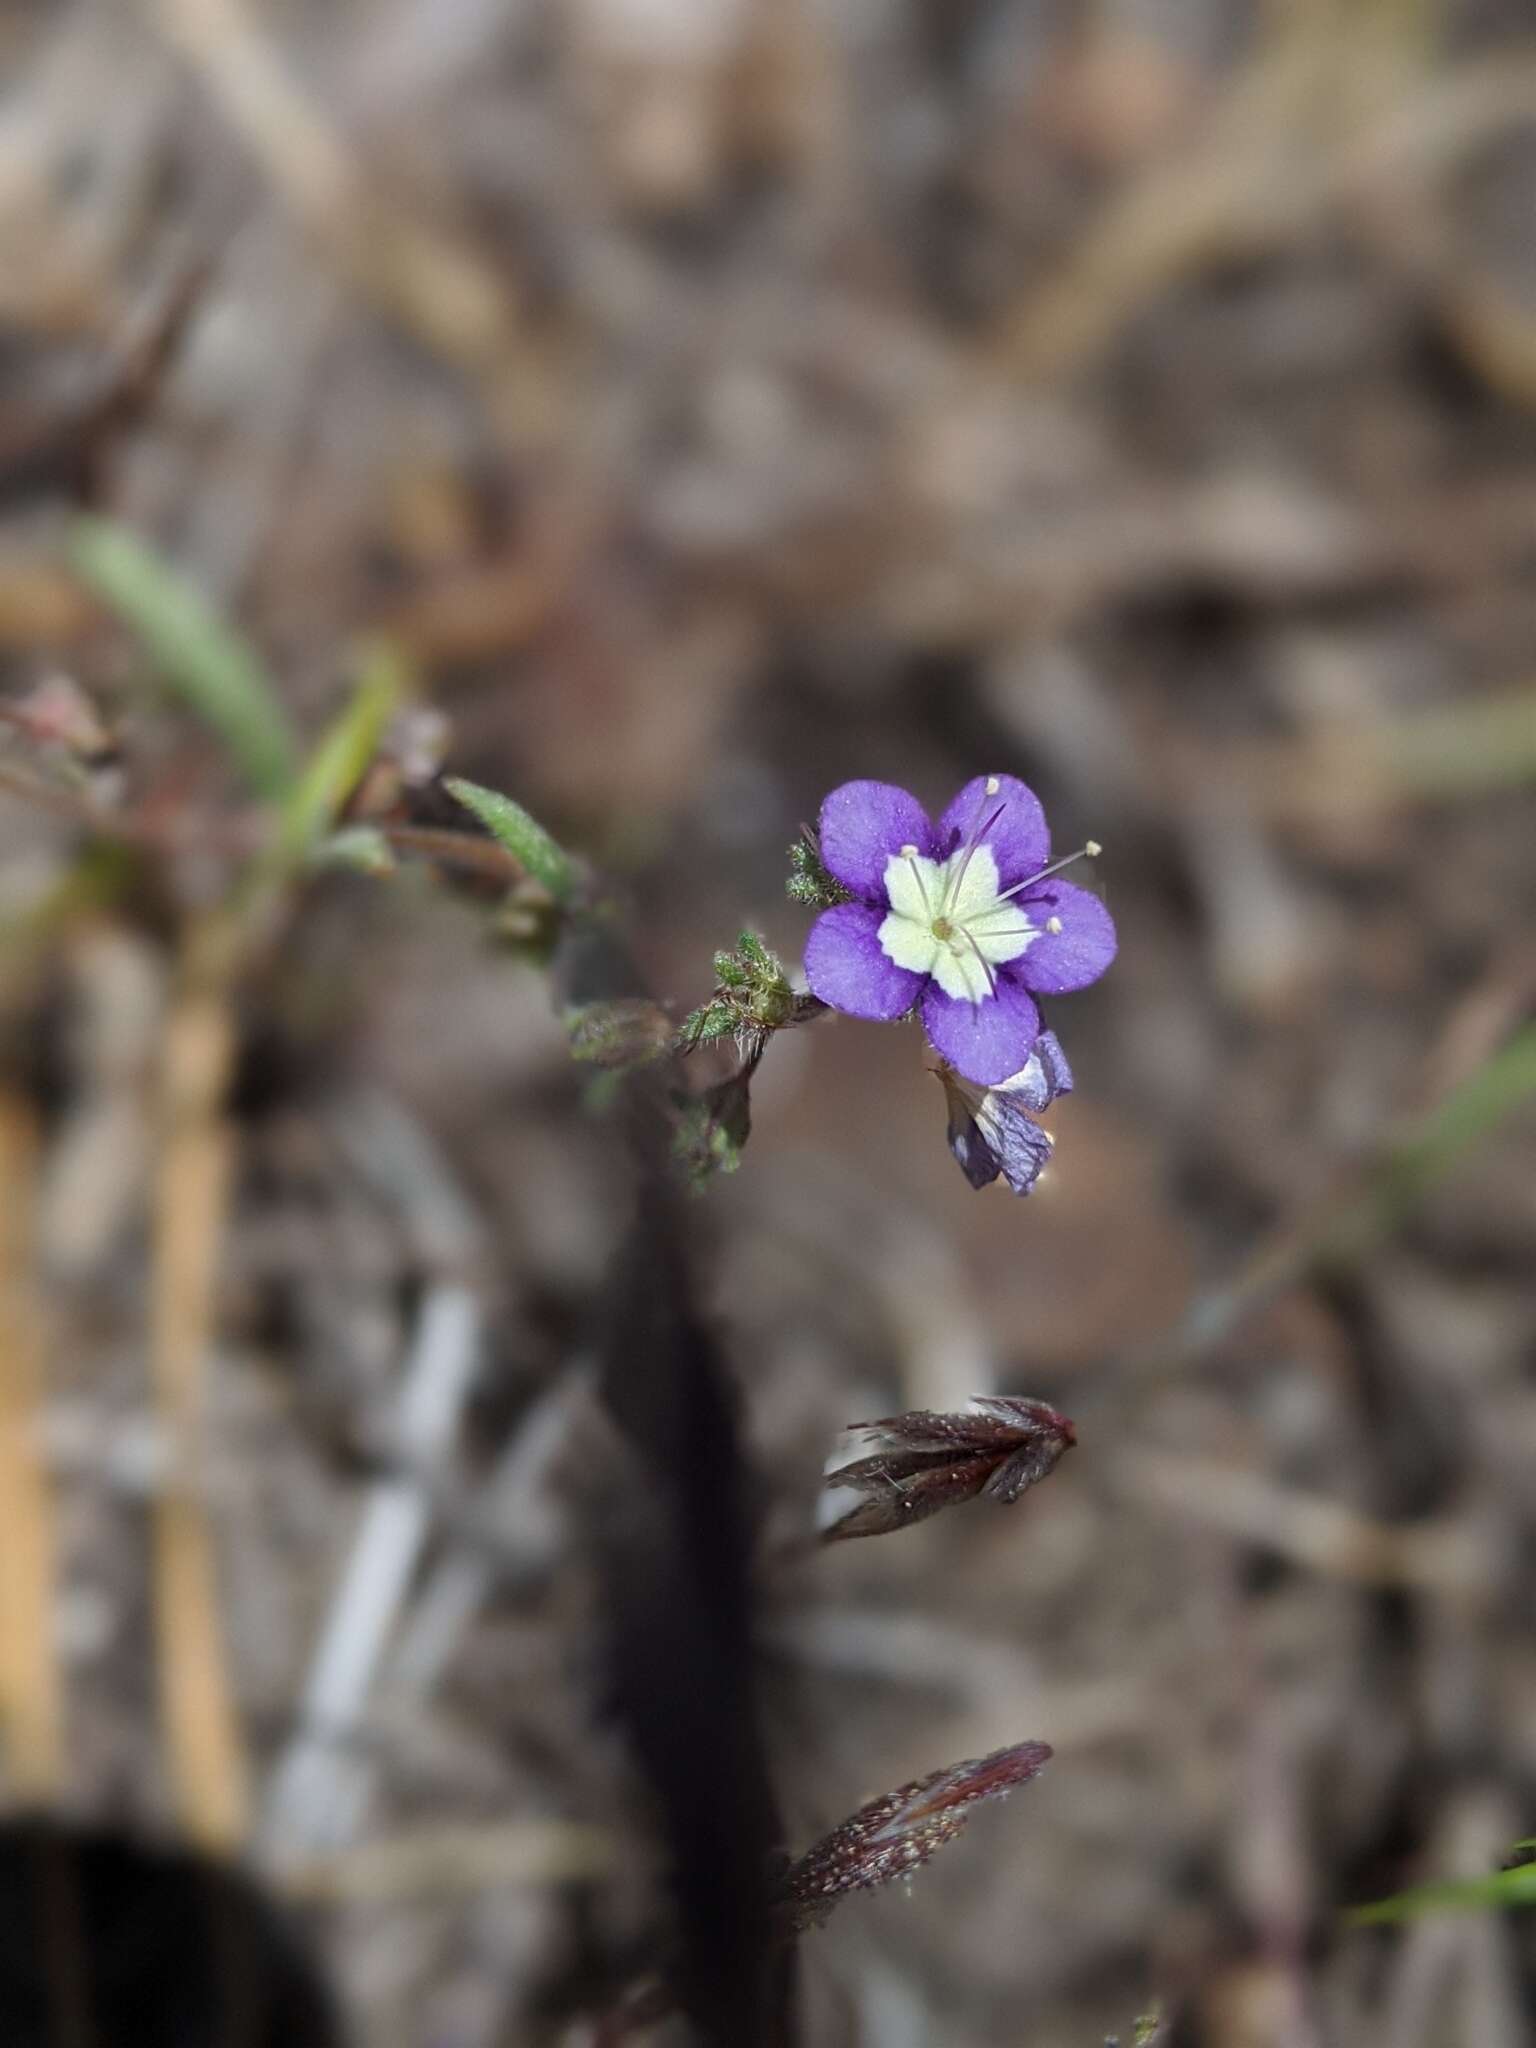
[261, 1283, 480, 1854]
[260, 1092, 484, 1857]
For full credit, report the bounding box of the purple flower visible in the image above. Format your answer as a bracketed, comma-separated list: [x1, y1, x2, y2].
[996, 1028, 1075, 1113]
[802, 776, 1115, 1085]
[938, 1029, 1073, 1196]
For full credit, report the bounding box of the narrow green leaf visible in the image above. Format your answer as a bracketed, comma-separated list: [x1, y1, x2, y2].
[1165, 1024, 1536, 1365]
[1380, 687, 1536, 798]
[279, 641, 403, 860]
[1314, 1023, 1536, 1270]
[1347, 1860, 1536, 1925]
[69, 516, 297, 799]
[443, 776, 574, 901]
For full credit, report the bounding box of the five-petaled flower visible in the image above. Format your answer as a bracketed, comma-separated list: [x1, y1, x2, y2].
[803, 775, 1115, 1085]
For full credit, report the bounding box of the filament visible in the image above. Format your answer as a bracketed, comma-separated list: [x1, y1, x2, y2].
[944, 799, 1008, 914]
[995, 843, 1097, 907]
[961, 926, 998, 997]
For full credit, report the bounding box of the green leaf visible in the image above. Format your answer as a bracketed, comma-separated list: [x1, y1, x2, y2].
[1169, 1024, 1536, 1363]
[567, 999, 673, 1069]
[279, 641, 403, 860]
[1378, 686, 1536, 799]
[443, 776, 574, 901]
[1316, 1023, 1536, 1271]
[308, 826, 397, 876]
[1347, 1860, 1536, 1926]
[671, 1072, 753, 1186]
[69, 516, 297, 799]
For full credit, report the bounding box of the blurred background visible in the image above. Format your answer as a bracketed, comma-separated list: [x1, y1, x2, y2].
[2, 0, 1536, 2042]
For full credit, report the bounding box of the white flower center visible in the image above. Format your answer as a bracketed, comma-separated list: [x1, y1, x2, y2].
[876, 841, 1039, 1002]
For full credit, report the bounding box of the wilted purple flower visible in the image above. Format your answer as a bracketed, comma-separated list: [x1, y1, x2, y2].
[779, 1740, 1053, 1931]
[803, 776, 1114, 1085]
[938, 1028, 1073, 1195]
[998, 1028, 1075, 1111]
[821, 1395, 1077, 1541]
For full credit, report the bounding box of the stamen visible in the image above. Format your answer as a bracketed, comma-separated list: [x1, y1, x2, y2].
[945, 799, 1009, 914]
[961, 927, 998, 997]
[904, 853, 935, 918]
[995, 842, 1098, 906]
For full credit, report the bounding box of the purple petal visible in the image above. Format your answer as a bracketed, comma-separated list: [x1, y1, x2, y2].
[921, 978, 1041, 1086]
[818, 781, 936, 901]
[998, 1028, 1074, 1111]
[805, 903, 926, 1021]
[975, 1095, 1054, 1196]
[945, 1105, 1001, 1189]
[1012, 881, 1117, 994]
[936, 1068, 1000, 1188]
[1035, 1029, 1074, 1097]
[936, 775, 1049, 891]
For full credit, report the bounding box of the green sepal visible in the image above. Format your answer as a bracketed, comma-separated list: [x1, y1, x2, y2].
[786, 836, 851, 909]
[678, 1000, 740, 1050]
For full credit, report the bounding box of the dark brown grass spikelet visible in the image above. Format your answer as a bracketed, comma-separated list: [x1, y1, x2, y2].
[592, 1741, 1053, 2034]
[778, 1740, 1053, 1932]
[821, 1396, 1077, 1541]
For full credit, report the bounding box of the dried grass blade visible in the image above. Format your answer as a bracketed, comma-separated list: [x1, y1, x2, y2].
[0, 1097, 64, 1797]
[149, 951, 249, 1849]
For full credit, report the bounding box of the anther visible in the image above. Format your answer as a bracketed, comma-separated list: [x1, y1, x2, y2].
[900, 843, 919, 857]
[1085, 840, 1101, 858]
[1046, 916, 1063, 934]
[985, 776, 1000, 795]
